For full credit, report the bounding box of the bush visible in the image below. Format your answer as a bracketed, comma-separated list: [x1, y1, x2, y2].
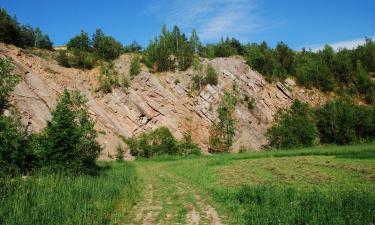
[92, 29, 123, 61]
[205, 64, 218, 86]
[125, 127, 201, 158]
[129, 56, 141, 77]
[244, 95, 255, 110]
[267, 100, 318, 149]
[315, 98, 375, 145]
[209, 92, 237, 152]
[37, 90, 101, 175]
[97, 62, 119, 93]
[56, 50, 70, 68]
[0, 115, 35, 178]
[0, 58, 21, 111]
[115, 145, 125, 161]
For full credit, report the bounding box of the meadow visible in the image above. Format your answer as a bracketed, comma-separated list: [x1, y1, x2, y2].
[1, 144, 375, 224]
[0, 162, 138, 225]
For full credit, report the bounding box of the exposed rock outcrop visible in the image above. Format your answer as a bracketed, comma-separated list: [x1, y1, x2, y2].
[1, 43, 328, 158]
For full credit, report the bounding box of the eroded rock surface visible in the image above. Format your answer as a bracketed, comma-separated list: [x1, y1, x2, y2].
[1, 44, 328, 158]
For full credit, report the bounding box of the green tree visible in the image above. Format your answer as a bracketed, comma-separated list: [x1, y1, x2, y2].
[67, 30, 92, 52]
[316, 98, 375, 145]
[0, 114, 36, 178]
[209, 92, 237, 152]
[0, 58, 21, 111]
[189, 29, 201, 53]
[38, 90, 101, 174]
[267, 100, 318, 149]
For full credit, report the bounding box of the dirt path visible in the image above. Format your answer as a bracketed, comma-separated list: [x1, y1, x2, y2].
[123, 164, 226, 225]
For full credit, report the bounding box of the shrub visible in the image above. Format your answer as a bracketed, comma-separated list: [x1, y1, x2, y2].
[115, 145, 125, 161]
[244, 95, 255, 110]
[37, 89, 101, 175]
[56, 50, 70, 68]
[209, 92, 237, 152]
[97, 62, 119, 93]
[267, 100, 318, 149]
[315, 98, 375, 145]
[0, 58, 21, 111]
[125, 127, 201, 158]
[0, 115, 35, 178]
[92, 29, 123, 61]
[205, 64, 218, 86]
[129, 56, 141, 77]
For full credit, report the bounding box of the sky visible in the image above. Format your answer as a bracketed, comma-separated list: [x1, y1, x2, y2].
[1, 0, 375, 50]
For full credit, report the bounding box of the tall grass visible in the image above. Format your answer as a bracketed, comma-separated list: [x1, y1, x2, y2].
[159, 144, 375, 225]
[0, 162, 138, 225]
[216, 185, 375, 225]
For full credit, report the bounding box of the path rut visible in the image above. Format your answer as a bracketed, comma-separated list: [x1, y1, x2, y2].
[122, 164, 226, 225]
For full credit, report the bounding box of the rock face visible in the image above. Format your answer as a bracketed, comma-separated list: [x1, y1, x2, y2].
[1, 44, 327, 158]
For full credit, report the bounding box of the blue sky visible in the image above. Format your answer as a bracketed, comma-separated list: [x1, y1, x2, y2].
[2, 0, 374, 50]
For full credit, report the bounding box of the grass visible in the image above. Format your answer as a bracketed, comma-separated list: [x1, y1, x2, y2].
[1, 144, 374, 224]
[143, 144, 375, 224]
[0, 162, 138, 225]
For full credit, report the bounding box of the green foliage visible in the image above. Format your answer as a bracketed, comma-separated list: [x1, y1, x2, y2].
[230, 185, 375, 225]
[0, 162, 138, 225]
[129, 56, 141, 77]
[191, 60, 219, 92]
[97, 62, 119, 93]
[67, 31, 92, 52]
[205, 64, 218, 86]
[125, 127, 201, 158]
[294, 53, 335, 91]
[142, 25, 196, 72]
[0, 8, 53, 49]
[115, 145, 125, 161]
[92, 29, 123, 61]
[62, 29, 123, 69]
[37, 89, 101, 175]
[0, 58, 21, 110]
[56, 50, 70, 68]
[315, 98, 375, 145]
[123, 41, 142, 53]
[209, 92, 237, 152]
[0, 115, 35, 178]
[267, 100, 318, 149]
[244, 95, 255, 110]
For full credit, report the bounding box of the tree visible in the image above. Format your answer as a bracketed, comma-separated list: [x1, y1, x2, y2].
[316, 98, 375, 145]
[209, 92, 237, 152]
[38, 90, 101, 174]
[267, 100, 318, 149]
[94, 35, 123, 61]
[0, 58, 21, 111]
[190, 29, 201, 53]
[0, 114, 35, 178]
[67, 30, 92, 52]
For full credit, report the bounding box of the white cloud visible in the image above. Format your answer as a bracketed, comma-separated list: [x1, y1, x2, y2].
[146, 0, 264, 42]
[306, 35, 375, 52]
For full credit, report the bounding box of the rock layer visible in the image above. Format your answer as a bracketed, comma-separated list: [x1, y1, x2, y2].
[1, 44, 327, 159]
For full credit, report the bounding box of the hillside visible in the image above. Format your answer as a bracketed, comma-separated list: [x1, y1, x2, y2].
[1, 43, 328, 158]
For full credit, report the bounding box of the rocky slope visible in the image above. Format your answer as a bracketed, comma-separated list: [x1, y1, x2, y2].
[1, 43, 328, 159]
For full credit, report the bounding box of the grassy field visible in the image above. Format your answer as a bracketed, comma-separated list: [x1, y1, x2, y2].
[0, 162, 138, 225]
[140, 144, 375, 224]
[1, 144, 374, 224]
